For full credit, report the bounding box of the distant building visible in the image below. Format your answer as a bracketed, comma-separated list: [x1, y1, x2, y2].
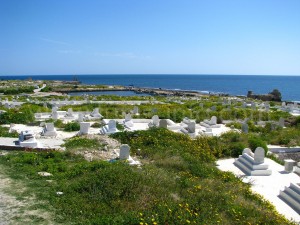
[247, 89, 282, 102]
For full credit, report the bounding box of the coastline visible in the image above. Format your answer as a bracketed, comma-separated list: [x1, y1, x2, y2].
[1, 74, 299, 101]
[54, 85, 229, 98]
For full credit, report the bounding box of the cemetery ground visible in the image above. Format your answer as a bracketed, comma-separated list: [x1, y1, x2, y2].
[0, 128, 296, 225]
[1, 82, 300, 224]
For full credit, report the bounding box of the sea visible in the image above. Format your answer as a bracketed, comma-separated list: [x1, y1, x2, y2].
[0, 74, 299, 101]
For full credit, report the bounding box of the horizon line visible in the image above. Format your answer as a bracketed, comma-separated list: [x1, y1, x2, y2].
[1, 73, 300, 76]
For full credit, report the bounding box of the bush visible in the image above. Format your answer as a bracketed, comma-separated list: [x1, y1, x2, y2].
[64, 122, 80, 132]
[63, 137, 101, 150]
[54, 119, 65, 128]
[248, 135, 268, 154]
[0, 110, 34, 124]
[0, 126, 18, 137]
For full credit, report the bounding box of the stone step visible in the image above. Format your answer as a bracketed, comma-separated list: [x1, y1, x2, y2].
[290, 183, 300, 196]
[234, 158, 272, 176]
[284, 186, 300, 203]
[239, 154, 269, 170]
[234, 160, 252, 175]
[279, 186, 300, 214]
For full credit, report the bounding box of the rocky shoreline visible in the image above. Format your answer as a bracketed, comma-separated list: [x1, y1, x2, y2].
[56, 85, 230, 97]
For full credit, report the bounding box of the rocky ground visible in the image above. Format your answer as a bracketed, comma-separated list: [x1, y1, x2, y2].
[77, 134, 122, 161]
[0, 160, 54, 224]
[276, 152, 300, 163]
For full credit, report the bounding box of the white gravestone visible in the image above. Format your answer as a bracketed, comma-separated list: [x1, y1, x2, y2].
[42, 123, 57, 136]
[52, 111, 58, 120]
[124, 114, 134, 127]
[284, 159, 295, 173]
[210, 116, 217, 125]
[125, 113, 132, 121]
[80, 122, 90, 135]
[152, 115, 159, 126]
[78, 113, 84, 122]
[108, 120, 117, 132]
[66, 108, 74, 117]
[242, 148, 253, 157]
[119, 144, 130, 160]
[254, 147, 265, 164]
[91, 108, 102, 118]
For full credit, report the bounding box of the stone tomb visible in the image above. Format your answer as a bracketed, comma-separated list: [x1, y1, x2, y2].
[79, 122, 90, 135]
[52, 111, 58, 120]
[41, 123, 57, 137]
[284, 159, 295, 173]
[234, 147, 272, 176]
[180, 117, 196, 134]
[148, 115, 159, 128]
[200, 116, 221, 128]
[65, 108, 75, 118]
[279, 183, 300, 214]
[100, 120, 119, 134]
[77, 113, 84, 122]
[124, 113, 134, 128]
[90, 108, 102, 118]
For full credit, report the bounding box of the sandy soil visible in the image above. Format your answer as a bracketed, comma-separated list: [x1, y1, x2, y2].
[0, 154, 54, 225]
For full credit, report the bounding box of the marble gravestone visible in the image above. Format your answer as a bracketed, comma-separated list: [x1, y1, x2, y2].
[119, 144, 130, 160]
[254, 147, 265, 164]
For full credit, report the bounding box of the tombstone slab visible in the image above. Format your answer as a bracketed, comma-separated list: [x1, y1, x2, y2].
[79, 122, 90, 135]
[254, 147, 265, 164]
[119, 144, 130, 160]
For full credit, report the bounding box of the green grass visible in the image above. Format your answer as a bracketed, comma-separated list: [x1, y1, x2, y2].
[63, 137, 102, 151]
[0, 129, 295, 224]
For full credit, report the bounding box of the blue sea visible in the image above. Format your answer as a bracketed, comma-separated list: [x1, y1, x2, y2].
[0, 74, 299, 101]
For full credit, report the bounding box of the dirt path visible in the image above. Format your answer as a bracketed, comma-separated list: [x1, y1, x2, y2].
[0, 165, 54, 225]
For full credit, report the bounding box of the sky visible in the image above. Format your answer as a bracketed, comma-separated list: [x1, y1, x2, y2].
[1, 0, 300, 75]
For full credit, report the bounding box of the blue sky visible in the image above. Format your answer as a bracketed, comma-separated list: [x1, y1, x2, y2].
[1, 0, 300, 75]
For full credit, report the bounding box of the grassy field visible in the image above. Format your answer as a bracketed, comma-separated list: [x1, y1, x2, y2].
[0, 128, 295, 224]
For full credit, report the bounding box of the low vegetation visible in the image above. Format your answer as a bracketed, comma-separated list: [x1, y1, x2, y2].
[0, 128, 295, 224]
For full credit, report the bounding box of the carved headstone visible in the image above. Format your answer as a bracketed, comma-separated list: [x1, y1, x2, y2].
[210, 116, 217, 125]
[78, 113, 84, 122]
[108, 120, 117, 132]
[119, 144, 130, 160]
[80, 122, 90, 135]
[254, 147, 265, 164]
[152, 115, 159, 126]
